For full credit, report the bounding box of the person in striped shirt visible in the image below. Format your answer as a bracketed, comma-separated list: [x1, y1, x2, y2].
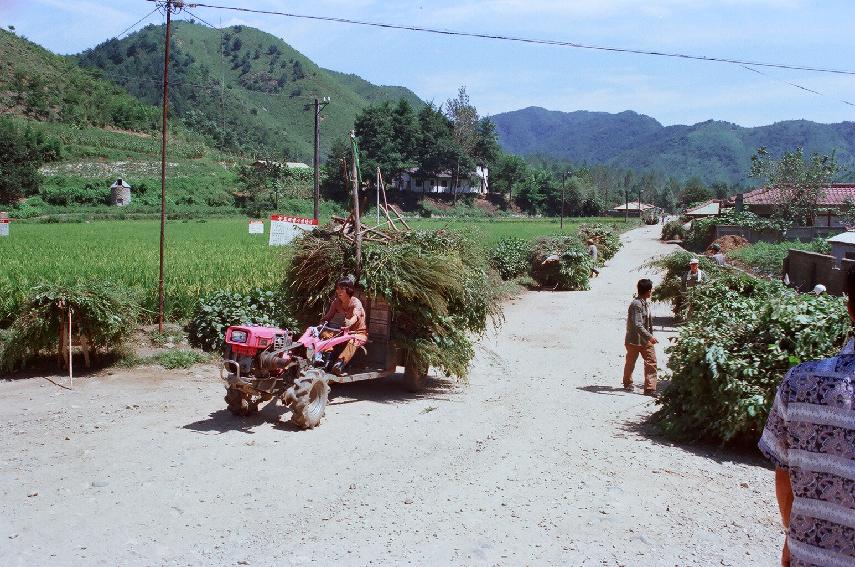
[758, 264, 855, 567]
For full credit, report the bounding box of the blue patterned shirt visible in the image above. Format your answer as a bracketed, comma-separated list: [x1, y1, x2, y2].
[759, 338, 855, 567]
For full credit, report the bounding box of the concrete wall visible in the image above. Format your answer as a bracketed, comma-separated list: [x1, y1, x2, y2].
[785, 249, 843, 294]
[716, 225, 841, 244]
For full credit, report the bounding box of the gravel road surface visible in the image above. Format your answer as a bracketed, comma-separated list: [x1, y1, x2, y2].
[0, 223, 782, 566]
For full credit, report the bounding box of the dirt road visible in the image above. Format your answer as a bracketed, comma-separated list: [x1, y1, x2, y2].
[0, 224, 782, 566]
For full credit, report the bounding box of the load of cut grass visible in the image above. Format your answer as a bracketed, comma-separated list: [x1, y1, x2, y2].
[284, 226, 502, 378]
[529, 235, 593, 291]
[577, 224, 622, 261]
[0, 281, 139, 371]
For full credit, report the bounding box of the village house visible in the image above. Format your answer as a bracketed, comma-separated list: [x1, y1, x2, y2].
[729, 183, 855, 227]
[394, 165, 489, 195]
[608, 201, 656, 217]
[110, 178, 131, 207]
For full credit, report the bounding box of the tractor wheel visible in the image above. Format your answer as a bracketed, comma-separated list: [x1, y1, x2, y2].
[288, 370, 329, 429]
[225, 387, 258, 417]
[403, 364, 428, 393]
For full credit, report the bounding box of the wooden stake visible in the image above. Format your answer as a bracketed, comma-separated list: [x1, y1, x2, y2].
[68, 308, 73, 388]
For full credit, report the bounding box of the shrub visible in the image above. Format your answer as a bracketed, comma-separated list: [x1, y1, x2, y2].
[490, 237, 530, 280]
[149, 349, 209, 369]
[529, 235, 593, 290]
[661, 220, 686, 241]
[187, 289, 295, 352]
[578, 224, 621, 261]
[0, 281, 139, 371]
[653, 273, 851, 444]
[646, 251, 723, 319]
[684, 211, 788, 251]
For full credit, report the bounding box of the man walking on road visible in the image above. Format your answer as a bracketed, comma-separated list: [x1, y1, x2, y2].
[758, 264, 855, 567]
[587, 239, 600, 277]
[624, 278, 658, 395]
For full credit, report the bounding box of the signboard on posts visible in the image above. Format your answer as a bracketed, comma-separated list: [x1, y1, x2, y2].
[248, 219, 264, 234]
[0, 212, 8, 237]
[268, 214, 318, 246]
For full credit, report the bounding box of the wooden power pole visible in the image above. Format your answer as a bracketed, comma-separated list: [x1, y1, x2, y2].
[313, 96, 330, 222]
[158, 0, 175, 333]
[350, 131, 362, 276]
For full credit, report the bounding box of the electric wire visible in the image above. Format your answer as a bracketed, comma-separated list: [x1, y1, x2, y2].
[114, 6, 161, 39]
[143, 0, 855, 77]
[740, 65, 855, 108]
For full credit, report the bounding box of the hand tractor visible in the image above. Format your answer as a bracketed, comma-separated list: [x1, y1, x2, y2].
[219, 295, 427, 429]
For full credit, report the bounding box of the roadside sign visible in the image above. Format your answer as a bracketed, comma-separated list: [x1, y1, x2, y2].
[248, 219, 264, 234]
[269, 214, 318, 246]
[0, 213, 8, 237]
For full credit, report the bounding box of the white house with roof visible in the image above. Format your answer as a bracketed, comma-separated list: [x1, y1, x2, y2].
[395, 166, 489, 195]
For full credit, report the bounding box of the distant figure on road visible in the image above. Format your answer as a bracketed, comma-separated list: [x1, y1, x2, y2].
[587, 239, 600, 278]
[758, 264, 855, 567]
[708, 243, 727, 266]
[623, 278, 658, 395]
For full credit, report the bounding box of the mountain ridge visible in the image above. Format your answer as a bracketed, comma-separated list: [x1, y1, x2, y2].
[491, 106, 855, 184]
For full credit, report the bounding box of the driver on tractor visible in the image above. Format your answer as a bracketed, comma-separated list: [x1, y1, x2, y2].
[321, 275, 368, 375]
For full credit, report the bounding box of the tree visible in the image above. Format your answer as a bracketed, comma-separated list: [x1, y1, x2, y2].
[750, 146, 838, 226]
[237, 160, 290, 217]
[417, 104, 468, 178]
[473, 118, 501, 169]
[710, 181, 729, 200]
[680, 176, 712, 208]
[0, 119, 46, 205]
[491, 154, 529, 200]
[514, 169, 555, 214]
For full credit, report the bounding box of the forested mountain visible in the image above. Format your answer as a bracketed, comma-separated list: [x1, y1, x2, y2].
[0, 28, 159, 131]
[74, 21, 424, 161]
[491, 107, 855, 184]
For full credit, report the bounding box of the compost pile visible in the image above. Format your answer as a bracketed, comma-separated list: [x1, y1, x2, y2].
[710, 235, 749, 253]
[284, 222, 502, 378]
[529, 235, 593, 291]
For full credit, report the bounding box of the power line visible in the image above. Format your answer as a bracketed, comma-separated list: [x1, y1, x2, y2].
[150, 0, 855, 76]
[114, 6, 161, 39]
[740, 65, 855, 108]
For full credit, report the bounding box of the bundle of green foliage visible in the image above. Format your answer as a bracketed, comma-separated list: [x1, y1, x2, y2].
[285, 227, 502, 378]
[490, 237, 530, 280]
[187, 289, 295, 352]
[653, 273, 851, 444]
[647, 251, 723, 319]
[529, 235, 593, 291]
[578, 224, 621, 261]
[728, 239, 831, 277]
[684, 211, 788, 251]
[660, 219, 686, 241]
[0, 281, 139, 371]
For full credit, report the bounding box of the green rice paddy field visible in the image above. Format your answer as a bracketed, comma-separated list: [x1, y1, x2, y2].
[0, 216, 628, 323]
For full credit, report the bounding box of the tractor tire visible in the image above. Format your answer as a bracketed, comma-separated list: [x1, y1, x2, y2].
[225, 387, 258, 417]
[403, 364, 428, 392]
[288, 369, 329, 429]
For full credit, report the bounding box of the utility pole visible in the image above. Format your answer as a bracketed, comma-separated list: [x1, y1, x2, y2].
[560, 171, 566, 230]
[350, 131, 362, 277]
[313, 96, 330, 222]
[638, 185, 643, 222]
[624, 188, 629, 224]
[158, 0, 176, 333]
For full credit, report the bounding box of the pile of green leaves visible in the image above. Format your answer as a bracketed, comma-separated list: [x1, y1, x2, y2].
[654, 273, 850, 444]
[578, 224, 621, 261]
[490, 236, 530, 280]
[529, 235, 593, 291]
[187, 289, 295, 352]
[285, 227, 502, 378]
[685, 211, 789, 251]
[0, 281, 139, 371]
[661, 220, 687, 241]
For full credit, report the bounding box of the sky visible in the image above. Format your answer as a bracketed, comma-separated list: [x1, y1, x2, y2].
[2, 0, 854, 127]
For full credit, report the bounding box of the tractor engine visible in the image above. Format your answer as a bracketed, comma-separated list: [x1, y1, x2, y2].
[223, 325, 293, 382]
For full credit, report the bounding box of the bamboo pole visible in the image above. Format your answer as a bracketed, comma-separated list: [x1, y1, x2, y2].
[68, 308, 73, 388]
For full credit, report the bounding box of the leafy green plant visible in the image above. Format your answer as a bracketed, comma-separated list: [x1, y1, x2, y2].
[490, 236, 530, 280]
[148, 349, 209, 369]
[684, 211, 789, 251]
[0, 281, 139, 371]
[729, 239, 831, 277]
[577, 224, 621, 261]
[661, 219, 686, 240]
[187, 289, 295, 352]
[652, 273, 851, 444]
[529, 235, 593, 290]
[646, 251, 723, 320]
